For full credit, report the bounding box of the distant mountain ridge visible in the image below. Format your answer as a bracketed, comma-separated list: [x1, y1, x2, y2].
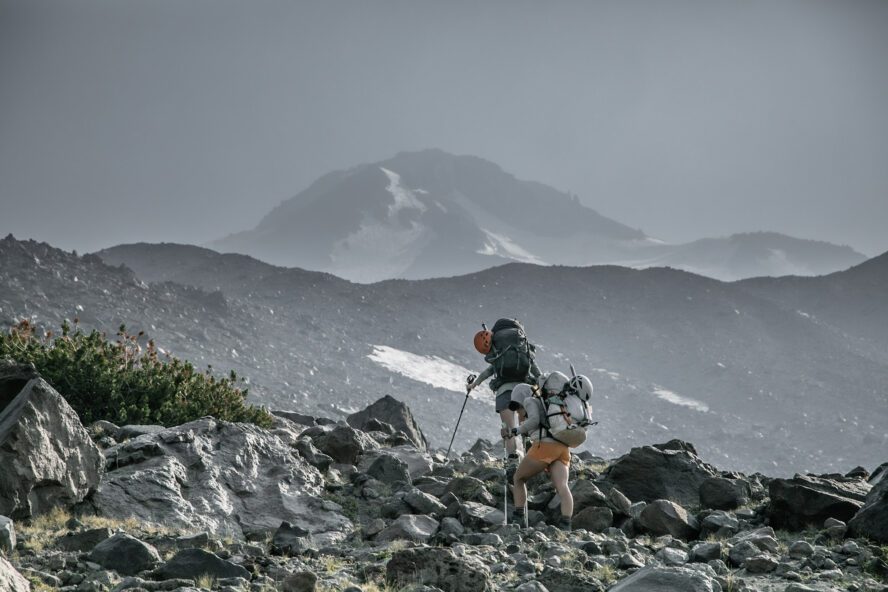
[84, 238, 888, 474]
[210, 149, 865, 282]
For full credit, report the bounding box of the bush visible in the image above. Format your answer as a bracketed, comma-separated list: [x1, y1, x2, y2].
[0, 319, 272, 428]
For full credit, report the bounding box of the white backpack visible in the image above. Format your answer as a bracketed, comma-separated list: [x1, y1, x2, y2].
[536, 392, 593, 448]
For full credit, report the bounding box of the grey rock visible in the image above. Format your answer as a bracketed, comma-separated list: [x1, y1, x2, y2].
[619, 552, 645, 569]
[461, 532, 503, 546]
[0, 515, 14, 555]
[569, 481, 607, 513]
[271, 522, 313, 555]
[768, 473, 869, 530]
[444, 476, 496, 506]
[537, 566, 602, 592]
[302, 424, 378, 465]
[698, 477, 750, 510]
[743, 554, 777, 573]
[784, 585, 818, 592]
[366, 453, 411, 486]
[689, 542, 722, 563]
[571, 506, 612, 532]
[91, 418, 349, 539]
[272, 410, 317, 427]
[606, 487, 632, 516]
[281, 571, 317, 592]
[439, 517, 464, 536]
[88, 533, 162, 576]
[387, 547, 492, 592]
[293, 438, 333, 472]
[56, 527, 113, 552]
[404, 489, 448, 515]
[730, 527, 779, 553]
[0, 360, 39, 410]
[639, 499, 700, 540]
[514, 582, 549, 592]
[347, 395, 429, 451]
[848, 464, 888, 542]
[605, 443, 717, 507]
[116, 425, 165, 440]
[0, 378, 104, 519]
[700, 511, 740, 537]
[656, 547, 689, 566]
[459, 501, 506, 529]
[154, 548, 250, 580]
[608, 565, 720, 591]
[788, 540, 814, 558]
[727, 541, 759, 567]
[376, 514, 439, 543]
[0, 556, 29, 592]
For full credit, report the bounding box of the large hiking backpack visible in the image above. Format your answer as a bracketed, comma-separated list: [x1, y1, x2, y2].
[484, 318, 536, 390]
[535, 390, 593, 448]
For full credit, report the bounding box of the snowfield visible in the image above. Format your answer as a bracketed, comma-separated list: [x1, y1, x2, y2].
[367, 344, 482, 398]
[652, 387, 709, 412]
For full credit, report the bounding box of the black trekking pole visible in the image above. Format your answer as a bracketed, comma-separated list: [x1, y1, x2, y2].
[445, 374, 476, 460]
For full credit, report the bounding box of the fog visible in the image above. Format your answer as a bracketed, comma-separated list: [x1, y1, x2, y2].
[1, 0, 886, 256]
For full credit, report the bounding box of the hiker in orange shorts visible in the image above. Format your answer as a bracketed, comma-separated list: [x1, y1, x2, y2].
[503, 372, 574, 530]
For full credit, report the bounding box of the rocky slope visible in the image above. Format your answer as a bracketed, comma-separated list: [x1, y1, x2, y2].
[1, 366, 886, 592]
[208, 149, 864, 282]
[3, 235, 887, 474]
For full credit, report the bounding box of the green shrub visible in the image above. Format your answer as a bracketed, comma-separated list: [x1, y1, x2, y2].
[1, 319, 272, 428]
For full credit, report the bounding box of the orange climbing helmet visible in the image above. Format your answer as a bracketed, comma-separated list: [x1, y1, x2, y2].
[473, 330, 493, 354]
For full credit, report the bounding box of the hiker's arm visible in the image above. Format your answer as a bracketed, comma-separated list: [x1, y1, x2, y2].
[468, 365, 494, 390]
[517, 401, 541, 435]
[529, 359, 541, 378]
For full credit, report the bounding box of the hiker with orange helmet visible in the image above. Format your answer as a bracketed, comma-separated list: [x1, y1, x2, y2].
[468, 318, 541, 466]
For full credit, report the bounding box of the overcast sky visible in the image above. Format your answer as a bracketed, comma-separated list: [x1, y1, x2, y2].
[1, 0, 887, 256]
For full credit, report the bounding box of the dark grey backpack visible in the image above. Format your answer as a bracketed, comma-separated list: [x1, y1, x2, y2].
[484, 318, 535, 390]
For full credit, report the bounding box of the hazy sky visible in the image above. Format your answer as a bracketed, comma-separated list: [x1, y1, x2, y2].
[2, 0, 887, 256]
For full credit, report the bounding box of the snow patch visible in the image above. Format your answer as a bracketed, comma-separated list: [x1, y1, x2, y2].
[380, 167, 426, 217]
[796, 310, 811, 319]
[477, 228, 544, 264]
[652, 387, 709, 412]
[367, 345, 481, 397]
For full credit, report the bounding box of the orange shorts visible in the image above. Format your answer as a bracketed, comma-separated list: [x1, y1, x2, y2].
[527, 441, 571, 466]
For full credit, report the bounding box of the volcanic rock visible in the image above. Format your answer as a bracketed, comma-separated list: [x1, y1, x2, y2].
[768, 473, 869, 530]
[605, 443, 717, 507]
[347, 395, 429, 451]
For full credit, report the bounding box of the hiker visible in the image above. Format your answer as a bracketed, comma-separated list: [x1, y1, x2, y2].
[468, 318, 541, 467]
[504, 370, 594, 530]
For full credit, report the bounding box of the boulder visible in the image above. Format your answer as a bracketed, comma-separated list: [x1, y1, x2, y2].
[604, 443, 717, 507]
[293, 438, 334, 472]
[281, 571, 317, 592]
[571, 506, 612, 532]
[459, 502, 506, 529]
[375, 514, 440, 543]
[848, 468, 888, 542]
[570, 480, 608, 513]
[89, 417, 350, 539]
[0, 515, 14, 555]
[272, 410, 317, 427]
[0, 360, 38, 411]
[404, 489, 448, 516]
[359, 446, 433, 480]
[606, 487, 632, 516]
[537, 566, 603, 592]
[608, 566, 719, 591]
[699, 510, 740, 538]
[638, 499, 700, 540]
[347, 395, 428, 451]
[743, 554, 778, 574]
[55, 527, 113, 552]
[698, 477, 750, 510]
[116, 425, 165, 440]
[302, 424, 378, 465]
[0, 378, 103, 519]
[88, 532, 162, 576]
[154, 548, 250, 580]
[0, 556, 29, 592]
[386, 547, 492, 592]
[271, 522, 314, 555]
[443, 477, 496, 506]
[768, 474, 870, 530]
[689, 542, 722, 563]
[366, 453, 412, 486]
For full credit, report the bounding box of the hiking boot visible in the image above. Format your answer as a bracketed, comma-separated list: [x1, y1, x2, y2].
[511, 507, 527, 528]
[555, 515, 572, 532]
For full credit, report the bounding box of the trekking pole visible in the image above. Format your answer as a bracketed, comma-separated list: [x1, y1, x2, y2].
[502, 422, 509, 526]
[445, 374, 476, 460]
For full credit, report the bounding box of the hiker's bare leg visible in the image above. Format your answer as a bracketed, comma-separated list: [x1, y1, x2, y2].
[499, 409, 519, 455]
[550, 460, 573, 517]
[512, 456, 548, 509]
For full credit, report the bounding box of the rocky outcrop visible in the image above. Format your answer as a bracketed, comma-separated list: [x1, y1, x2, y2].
[604, 442, 717, 507]
[300, 424, 379, 465]
[848, 467, 888, 542]
[89, 417, 351, 539]
[0, 556, 29, 592]
[87, 533, 161, 576]
[375, 514, 439, 543]
[698, 476, 750, 510]
[768, 474, 870, 530]
[0, 516, 14, 555]
[347, 395, 429, 451]
[608, 566, 720, 591]
[386, 547, 492, 592]
[153, 548, 250, 580]
[638, 499, 700, 540]
[0, 360, 38, 411]
[0, 378, 103, 519]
